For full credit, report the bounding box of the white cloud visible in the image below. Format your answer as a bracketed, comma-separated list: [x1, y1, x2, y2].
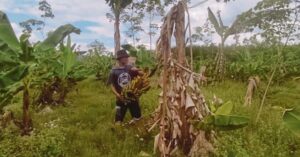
[86, 26, 114, 38]
[0, 0, 12, 10]
[4, 0, 265, 50]
[47, 0, 110, 24]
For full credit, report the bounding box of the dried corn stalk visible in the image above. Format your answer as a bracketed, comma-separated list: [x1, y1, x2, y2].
[244, 76, 260, 107]
[152, 2, 213, 156]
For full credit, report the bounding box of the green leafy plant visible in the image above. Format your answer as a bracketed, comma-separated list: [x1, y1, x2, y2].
[201, 101, 250, 130]
[0, 10, 80, 134]
[81, 53, 113, 81]
[283, 107, 300, 137]
[35, 35, 89, 105]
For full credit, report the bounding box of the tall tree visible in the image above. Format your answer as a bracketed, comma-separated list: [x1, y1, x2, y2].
[88, 40, 107, 55]
[19, 19, 45, 34]
[19, 0, 54, 38]
[38, 0, 55, 38]
[105, 0, 133, 54]
[123, 1, 145, 47]
[144, 0, 164, 51]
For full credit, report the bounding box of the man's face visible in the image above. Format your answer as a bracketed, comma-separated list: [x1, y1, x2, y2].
[118, 57, 129, 65]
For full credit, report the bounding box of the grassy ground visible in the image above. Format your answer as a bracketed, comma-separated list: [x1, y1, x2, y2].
[202, 80, 300, 157]
[1, 77, 299, 157]
[32, 77, 159, 157]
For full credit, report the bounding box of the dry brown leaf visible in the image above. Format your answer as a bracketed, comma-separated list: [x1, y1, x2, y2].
[154, 134, 160, 153]
[186, 93, 195, 109]
[188, 74, 195, 90]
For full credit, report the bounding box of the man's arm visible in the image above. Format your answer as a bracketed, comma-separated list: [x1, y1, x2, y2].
[131, 67, 144, 76]
[111, 84, 120, 97]
[108, 69, 123, 101]
[111, 84, 123, 100]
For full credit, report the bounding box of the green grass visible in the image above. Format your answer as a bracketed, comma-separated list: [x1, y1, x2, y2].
[1, 77, 299, 157]
[33, 76, 159, 157]
[202, 80, 300, 157]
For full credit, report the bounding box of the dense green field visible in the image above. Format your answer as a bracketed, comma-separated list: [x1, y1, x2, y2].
[1, 0, 300, 156]
[1, 76, 299, 157]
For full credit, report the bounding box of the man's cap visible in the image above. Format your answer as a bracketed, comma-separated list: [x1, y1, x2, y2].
[116, 50, 129, 60]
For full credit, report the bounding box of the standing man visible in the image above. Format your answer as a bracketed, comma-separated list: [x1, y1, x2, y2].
[108, 50, 143, 124]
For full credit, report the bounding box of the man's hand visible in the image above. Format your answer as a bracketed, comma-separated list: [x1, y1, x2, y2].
[111, 84, 124, 101]
[131, 67, 139, 71]
[131, 67, 144, 76]
[116, 93, 124, 102]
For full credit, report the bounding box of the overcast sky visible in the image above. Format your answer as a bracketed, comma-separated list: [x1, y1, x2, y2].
[0, 0, 262, 51]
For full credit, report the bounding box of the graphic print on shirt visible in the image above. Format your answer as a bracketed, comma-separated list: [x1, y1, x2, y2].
[118, 72, 131, 87]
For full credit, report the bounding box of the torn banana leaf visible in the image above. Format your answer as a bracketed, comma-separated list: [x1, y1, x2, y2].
[214, 114, 249, 129]
[215, 101, 233, 115]
[0, 11, 20, 52]
[283, 107, 300, 137]
[0, 65, 29, 89]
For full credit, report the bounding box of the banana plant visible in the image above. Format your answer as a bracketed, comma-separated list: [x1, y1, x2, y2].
[229, 50, 267, 80]
[0, 32, 35, 135]
[36, 34, 90, 105]
[54, 35, 78, 103]
[207, 7, 250, 81]
[0, 10, 80, 135]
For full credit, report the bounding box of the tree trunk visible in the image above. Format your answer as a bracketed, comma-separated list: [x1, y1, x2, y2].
[58, 79, 68, 104]
[149, 10, 152, 51]
[114, 13, 121, 54]
[175, 5, 186, 66]
[175, 3, 192, 154]
[214, 39, 225, 81]
[220, 40, 225, 80]
[22, 85, 31, 135]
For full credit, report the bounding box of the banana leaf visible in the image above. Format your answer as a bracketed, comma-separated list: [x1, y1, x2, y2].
[215, 101, 233, 115]
[60, 35, 77, 78]
[0, 65, 29, 89]
[212, 101, 249, 129]
[208, 7, 223, 36]
[195, 114, 249, 130]
[224, 14, 247, 39]
[0, 81, 23, 108]
[37, 24, 81, 51]
[214, 114, 249, 129]
[283, 107, 300, 137]
[19, 34, 35, 63]
[0, 11, 20, 52]
[0, 51, 18, 66]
